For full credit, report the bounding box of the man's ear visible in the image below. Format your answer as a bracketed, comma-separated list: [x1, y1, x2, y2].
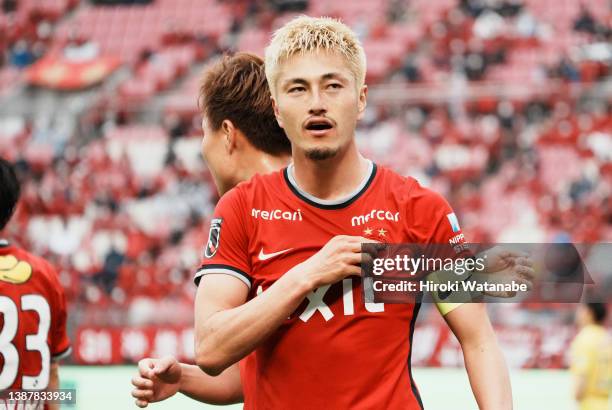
[356, 84, 368, 120]
[221, 119, 237, 154]
[271, 96, 284, 129]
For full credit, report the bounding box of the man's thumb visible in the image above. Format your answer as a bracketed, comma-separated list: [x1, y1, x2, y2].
[154, 356, 174, 374]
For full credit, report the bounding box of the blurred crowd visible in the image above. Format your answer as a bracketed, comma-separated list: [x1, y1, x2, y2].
[0, 0, 610, 327]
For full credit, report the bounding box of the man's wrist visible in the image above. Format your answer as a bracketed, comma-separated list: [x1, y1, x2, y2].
[177, 363, 188, 393]
[285, 264, 316, 296]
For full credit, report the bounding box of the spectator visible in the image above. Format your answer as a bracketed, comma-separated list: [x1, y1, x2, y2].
[574, 4, 597, 35]
[9, 40, 34, 67]
[2, 0, 17, 14]
[64, 31, 99, 62]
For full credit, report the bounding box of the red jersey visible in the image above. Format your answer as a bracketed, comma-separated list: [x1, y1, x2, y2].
[0, 241, 71, 392]
[196, 162, 465, 410]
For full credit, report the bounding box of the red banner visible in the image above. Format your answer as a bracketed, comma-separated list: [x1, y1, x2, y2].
[26, 57, 121, 90]
[72, 324, 575, 368]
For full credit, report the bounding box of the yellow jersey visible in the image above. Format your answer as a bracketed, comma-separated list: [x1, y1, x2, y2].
[570, 324, 612, 410]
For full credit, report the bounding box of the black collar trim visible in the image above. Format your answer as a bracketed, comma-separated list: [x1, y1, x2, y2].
[283, 162, 378, 210]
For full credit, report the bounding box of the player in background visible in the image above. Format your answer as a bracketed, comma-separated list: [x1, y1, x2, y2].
[131, 48, 532, 409]
[570, 303, 611, 410]
[131, 52, 291, 407]
[0, 158, 71, 410]
[196, 53, 291, 197]
[190, 17, 528, 409]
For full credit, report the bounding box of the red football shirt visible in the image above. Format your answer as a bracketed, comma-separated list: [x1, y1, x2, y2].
[0, 241, 71, 392]
[196, 162, 465, 409]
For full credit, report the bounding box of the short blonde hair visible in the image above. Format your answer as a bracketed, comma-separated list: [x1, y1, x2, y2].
[264, 16, 367, 96]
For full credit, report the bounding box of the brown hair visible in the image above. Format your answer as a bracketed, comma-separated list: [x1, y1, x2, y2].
[198, 52, 291, 156]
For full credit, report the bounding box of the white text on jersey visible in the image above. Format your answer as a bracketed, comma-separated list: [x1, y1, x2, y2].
[256, 279, 385, 322]
[251, 208, 303, 221]
[351, 210, 400, 226]
[449, 233, 465, 244]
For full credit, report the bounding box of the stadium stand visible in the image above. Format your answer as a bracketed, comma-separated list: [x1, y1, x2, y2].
[0, 0, 610, 366]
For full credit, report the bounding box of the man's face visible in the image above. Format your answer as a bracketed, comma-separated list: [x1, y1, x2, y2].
[272, 50, 367, 161]
[201, 115, 233, 195]
[575, 305, 590, 327]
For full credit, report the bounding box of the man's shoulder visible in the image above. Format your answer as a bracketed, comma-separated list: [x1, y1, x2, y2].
[230, 168, 284, 197]
[215, 168, 285, 215]
[579, 326, 609, 345]
[0, 245, 60, 293]
[377, 165, 448, 208]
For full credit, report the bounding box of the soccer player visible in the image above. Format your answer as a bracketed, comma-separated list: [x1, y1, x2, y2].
[132, 39, 532, 410]
[0, 158, 71, 410]
[131, 52, 291, 407]
[191, 16, 514, 409]
[570, 302, 611, 410]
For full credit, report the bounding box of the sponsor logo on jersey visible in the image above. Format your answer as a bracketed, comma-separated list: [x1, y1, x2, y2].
[0, 255, 33, 284]
[448, 233, 465, 244]
[446, 212, 461, 233]
[204, 218, 223, 258]
[351, 210, 400, 226]
[258, 247, 292, 261]
[251, 208, 303, 221]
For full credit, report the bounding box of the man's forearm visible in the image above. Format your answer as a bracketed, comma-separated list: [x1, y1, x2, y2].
[47, 362, 60, 410]
[178, 363, 243, 404]
[195, 268, 313, 375]
[445, 304, 512, 409]
[462, 336, 512, 410]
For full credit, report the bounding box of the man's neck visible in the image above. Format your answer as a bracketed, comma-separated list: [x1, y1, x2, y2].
[240, 152, 291, 182]
[291, 142, 369, 200]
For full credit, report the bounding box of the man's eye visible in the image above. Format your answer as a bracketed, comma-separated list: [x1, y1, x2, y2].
[289, 87, 305, 93]
[328, 83, 342, 89]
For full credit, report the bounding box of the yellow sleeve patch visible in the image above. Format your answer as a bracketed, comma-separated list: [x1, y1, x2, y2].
[435, 301, 464, 316]
[0, 255, 33, 284]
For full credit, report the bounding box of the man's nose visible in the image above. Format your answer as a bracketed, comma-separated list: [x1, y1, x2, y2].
[308, 90, 327, 115]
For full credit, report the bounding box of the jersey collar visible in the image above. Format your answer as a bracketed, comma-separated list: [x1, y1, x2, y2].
[283, 160, 377, 210]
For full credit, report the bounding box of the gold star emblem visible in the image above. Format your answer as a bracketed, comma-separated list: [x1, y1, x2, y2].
[378, 228, 387, 237]
[364, 227, 373, 236]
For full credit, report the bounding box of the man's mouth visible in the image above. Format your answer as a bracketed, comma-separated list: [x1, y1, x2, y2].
[304, 118, 334, 134]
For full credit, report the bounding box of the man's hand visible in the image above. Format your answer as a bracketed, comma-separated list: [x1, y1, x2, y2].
[477, 246, 535, 298]
[194, 235, 379, 375]
[132, 356, 182, 408]
[288, 235, 379, 290]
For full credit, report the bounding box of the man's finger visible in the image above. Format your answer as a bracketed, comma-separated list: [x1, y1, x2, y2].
[346, 236, 380, 245]
[135, 399, 149, 408]
[515, 256, 533, 268]
[138, 359, 155, 375]
[511, 276, 532, 291]
[131, 388, 153, 400]
[131, 376, 153, 389]
[515, 265, 535, 280]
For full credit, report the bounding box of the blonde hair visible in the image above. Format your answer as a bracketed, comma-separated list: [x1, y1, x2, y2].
[264, 16, 367, 96]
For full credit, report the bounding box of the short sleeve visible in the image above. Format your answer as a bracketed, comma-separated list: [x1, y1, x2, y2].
[194, 187, 251, 288]
[405, 183, 468, 315]
[45, 264, 71, 361]
[421, 189, 465, 245]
